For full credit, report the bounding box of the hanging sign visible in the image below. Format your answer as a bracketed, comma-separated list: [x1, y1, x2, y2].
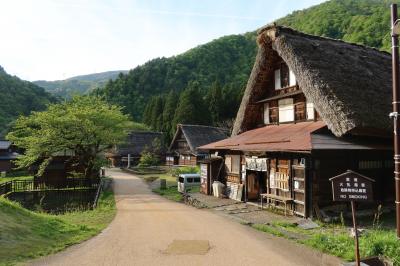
[245, 158, 268, 171]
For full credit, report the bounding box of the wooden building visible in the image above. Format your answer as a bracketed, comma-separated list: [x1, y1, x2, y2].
[107, 131, 165, 167]
[0, 140, 19, 172]
[200, 25, 394, 218]
[167, 124, 228, 166]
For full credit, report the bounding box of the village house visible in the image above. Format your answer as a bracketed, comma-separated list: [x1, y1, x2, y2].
[107, 131, 165, 167]
[199, 24, 394, 218]
[166, 124, 228, 166]
[0, 140, 19, 173]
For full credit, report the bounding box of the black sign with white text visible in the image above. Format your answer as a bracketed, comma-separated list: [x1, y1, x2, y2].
[329, 170, 374, 202]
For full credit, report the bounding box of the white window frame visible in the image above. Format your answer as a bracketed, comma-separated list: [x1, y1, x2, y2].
[278, 98, 294, 123]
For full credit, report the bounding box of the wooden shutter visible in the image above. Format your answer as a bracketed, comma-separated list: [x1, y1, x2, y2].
[263, 103, 270, 124]
[274, 69, 281, 90]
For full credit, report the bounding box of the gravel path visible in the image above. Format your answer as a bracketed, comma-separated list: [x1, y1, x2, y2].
[30, 168, 340, 266]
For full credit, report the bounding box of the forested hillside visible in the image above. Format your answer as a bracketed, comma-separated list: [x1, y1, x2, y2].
[34, 70, 127, 99]
[0, 66, 57, 137]
[95, 33, 256, 140]
[95, 0, 398, 141]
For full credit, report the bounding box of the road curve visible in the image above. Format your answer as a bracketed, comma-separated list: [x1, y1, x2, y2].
[30, 168, 339, 266]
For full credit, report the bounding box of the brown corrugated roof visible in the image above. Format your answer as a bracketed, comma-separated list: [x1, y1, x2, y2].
[199, 121, 326, 152]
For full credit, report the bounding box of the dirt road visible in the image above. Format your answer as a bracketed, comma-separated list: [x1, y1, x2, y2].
[31, 168, 339, 266]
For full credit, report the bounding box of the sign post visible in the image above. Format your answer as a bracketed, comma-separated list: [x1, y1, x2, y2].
[329, 170, 375, 266]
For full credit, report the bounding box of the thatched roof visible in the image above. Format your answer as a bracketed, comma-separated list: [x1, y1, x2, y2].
[232, 24, 392, 137]
[169, 124, 229, 155]
[114, 131, 165, 156]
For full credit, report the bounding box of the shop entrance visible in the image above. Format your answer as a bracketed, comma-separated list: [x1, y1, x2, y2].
[246, 171, 267, 201]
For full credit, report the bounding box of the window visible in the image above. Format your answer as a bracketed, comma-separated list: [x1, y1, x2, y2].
[275, 64, 295, 89]
[187, 178, 193, 183]
[225, 156, 232, 172]
[289, 69, 296, 86]
[263, 103, 270, 124]
[181, 155, 184, 160]
[278, 98, 294, 122]
[359, 160, 382, 169]
[306, 102, 314, 120]
[231, 155, 240, 174]
[179, 177, 184, 183]
[225, 155, 240, 174]
[194, 178, 200, 183]
[274, 69, 281, 90]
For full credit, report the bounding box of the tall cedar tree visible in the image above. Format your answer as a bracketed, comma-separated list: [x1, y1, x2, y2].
[172, 82, 211, 130]
[162, 90, 179, 141]
[150, 96, 164, 131]
[206, 80, 223, 125]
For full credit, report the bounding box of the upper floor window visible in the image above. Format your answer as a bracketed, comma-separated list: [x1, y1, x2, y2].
[306, 102, 314, 120]
[263, 103, 270, 124]
[278, 98, 294, 122]
[274, 64, 296, 90]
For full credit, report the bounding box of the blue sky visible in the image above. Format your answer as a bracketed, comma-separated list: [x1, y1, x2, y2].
[0, 0, 325, 81]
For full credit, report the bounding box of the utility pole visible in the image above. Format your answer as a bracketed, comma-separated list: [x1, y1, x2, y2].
[390, 3, 400, 239]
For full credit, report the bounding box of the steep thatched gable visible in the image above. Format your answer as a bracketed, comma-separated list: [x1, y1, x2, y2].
[232, 24, 392, 137]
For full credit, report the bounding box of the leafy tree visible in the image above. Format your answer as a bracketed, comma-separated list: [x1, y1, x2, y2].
[7, 96, 132, 178]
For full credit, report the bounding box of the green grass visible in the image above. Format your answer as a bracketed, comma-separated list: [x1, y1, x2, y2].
[0, 191, 116, 266]
[250, 218, 400, 265]
[0, 175, 33, 184]
[153, 186, 183, 202]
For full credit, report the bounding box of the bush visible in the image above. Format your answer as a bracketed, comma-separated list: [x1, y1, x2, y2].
[137, 152, 160, 167]
[169, 166, 200, 177]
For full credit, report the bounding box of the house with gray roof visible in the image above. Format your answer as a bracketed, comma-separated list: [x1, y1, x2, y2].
[0, 140, 19, 172]
[106, 131, 165, 167]
[167, 124, 229, 166]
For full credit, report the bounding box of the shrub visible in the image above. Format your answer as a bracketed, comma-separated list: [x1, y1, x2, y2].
[169, 166, 200, 177]
[138, 152, 160, 167]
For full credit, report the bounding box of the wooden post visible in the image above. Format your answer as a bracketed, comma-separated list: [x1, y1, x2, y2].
[351, 201, 360, 266]
[391, 3, 400, 239]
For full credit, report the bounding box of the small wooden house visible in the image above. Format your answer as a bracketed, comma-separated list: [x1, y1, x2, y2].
[200, 25, 394, 218]
[0, 140, 19, 172]
[167, 124, 228, 166]
[107, 131, 165, 167]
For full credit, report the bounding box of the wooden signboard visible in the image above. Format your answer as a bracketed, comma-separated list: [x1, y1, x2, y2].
[330, 170, 374, 202]
[200, 163, 208, 194]
[329, 170, 375, 266]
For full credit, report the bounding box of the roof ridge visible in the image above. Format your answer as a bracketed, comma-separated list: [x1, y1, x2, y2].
[179, 124, 228, 130]
[258, 23, 390, 56]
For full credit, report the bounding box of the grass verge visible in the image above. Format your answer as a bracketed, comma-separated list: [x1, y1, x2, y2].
[0, 191, 116, 266]
[250, 219, 400, 265]
[152, 186, 183, 202]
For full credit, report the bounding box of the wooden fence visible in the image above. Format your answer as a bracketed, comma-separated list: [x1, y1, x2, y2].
[0, 177, 102, 213]
[0, 177, 100, 196]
